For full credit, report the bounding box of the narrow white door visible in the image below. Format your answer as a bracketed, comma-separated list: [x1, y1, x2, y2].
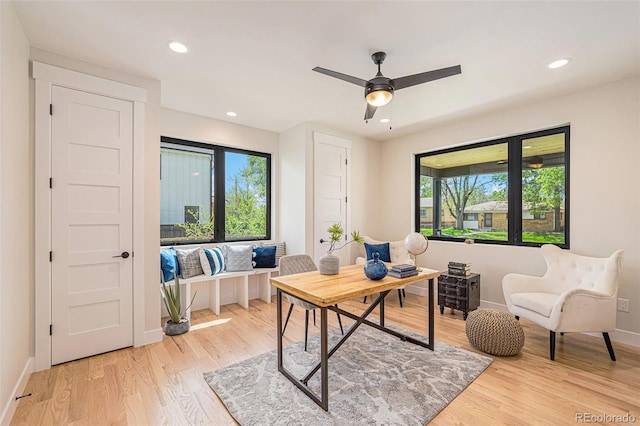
[313, 133, 350, 265]
[51, 86, 133, 365]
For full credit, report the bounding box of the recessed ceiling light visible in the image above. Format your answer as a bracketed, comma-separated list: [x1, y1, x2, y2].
[168, 41, 189, 53]
[548, 58, 570, 69]
[380, 118, 390, 123]
[226, 111, 238, 117]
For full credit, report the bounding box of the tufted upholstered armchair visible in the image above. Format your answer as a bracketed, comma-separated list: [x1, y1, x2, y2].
[355, 236, 413, 307]
[502, 244, 624, 361]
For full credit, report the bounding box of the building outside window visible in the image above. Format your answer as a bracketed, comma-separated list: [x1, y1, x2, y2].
[415, 126, 569, 247]
[160, 137, 271, 245]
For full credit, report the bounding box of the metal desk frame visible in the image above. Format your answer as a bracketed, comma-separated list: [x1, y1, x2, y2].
[275, 277, 435, 411]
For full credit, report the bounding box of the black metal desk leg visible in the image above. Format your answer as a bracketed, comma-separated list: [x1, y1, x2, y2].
[320, 307, 328, 411]
[277, 289, 283, 369]
[428, 278, 434, 350]
[380, 296, 385, 327]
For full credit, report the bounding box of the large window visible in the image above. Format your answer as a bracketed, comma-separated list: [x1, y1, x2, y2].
[160, 137, 271, 245]
[415, 126, 569, 247]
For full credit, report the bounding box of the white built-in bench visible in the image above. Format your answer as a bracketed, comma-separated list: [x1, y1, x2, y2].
[164, 267, 280, 318]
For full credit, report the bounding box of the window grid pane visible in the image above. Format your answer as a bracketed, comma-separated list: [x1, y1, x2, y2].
[225, 152, 268, 240]
[160, 137, 271, 245]
[521, 133, 566, 245]
[160, 147, 213, 244]
[415, 126, 569, 248]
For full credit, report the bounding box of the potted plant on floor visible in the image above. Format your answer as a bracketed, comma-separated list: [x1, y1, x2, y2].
[161, 273, 197, 336]
[319, 223, 363, 275]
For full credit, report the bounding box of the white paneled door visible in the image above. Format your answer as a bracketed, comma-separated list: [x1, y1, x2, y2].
[313, 133, 350, 265]
[51, 86, 134, 365]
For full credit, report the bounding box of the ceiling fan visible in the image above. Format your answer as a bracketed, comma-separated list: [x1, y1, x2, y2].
[313, 52, 462, 121]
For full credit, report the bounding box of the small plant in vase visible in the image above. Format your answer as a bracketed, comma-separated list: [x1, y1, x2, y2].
[319, 223, 363, 275]
[161, 273, 197, 336]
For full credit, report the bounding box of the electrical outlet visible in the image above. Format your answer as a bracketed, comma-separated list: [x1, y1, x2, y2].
[617, 298, 629, 312]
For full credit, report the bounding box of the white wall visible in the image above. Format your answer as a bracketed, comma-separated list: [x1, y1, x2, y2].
[279, 124, 307, 255]
[278, 122, 381, 261]
[160, 107, 280, 154]
[0, 1, 32, 422]
[379, 76, 640, 342]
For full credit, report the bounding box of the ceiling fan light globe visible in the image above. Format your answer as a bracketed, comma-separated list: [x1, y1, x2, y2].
[366, 89, 393, 107]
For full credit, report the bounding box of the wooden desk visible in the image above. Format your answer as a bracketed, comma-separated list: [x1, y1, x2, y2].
[270, 264, 440, 411]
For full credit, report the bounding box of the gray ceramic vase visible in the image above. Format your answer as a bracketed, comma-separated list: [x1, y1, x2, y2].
[164, 318, 190, 336]
[319, 253, 340, 275]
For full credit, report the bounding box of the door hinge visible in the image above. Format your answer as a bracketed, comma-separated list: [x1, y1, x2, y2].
[49, 104, 53, 116]
[49, 324, 52, 336]
[345, 159, 348, 165]
[49, 177, 52, 188]
[345, 196, 348, 203]
[49, 251, 52, 262]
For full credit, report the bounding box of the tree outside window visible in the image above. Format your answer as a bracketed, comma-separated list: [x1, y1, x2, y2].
[160, 138, 271, 245]
[415, 126, 569, 247]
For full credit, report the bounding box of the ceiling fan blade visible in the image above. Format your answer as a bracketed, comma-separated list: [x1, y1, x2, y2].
[364, 103, 377, 121]
[312, 67, 368, 87]
[392, 65, 462, 90]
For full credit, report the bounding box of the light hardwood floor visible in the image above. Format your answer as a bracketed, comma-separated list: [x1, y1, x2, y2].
[11, 293, 640, 425]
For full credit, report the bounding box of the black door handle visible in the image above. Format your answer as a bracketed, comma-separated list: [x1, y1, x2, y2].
[113, 251, 130, 259]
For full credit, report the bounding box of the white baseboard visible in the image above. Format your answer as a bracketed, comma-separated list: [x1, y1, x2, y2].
[404, 284, 431, 297]
[0, 357, 34, 426]
[478, 300, 510, 312]
[403, 294, 640, 348]
[478, 301, 640, 348]
[141, 328, 163, 346]
[603, 329, 640, 348]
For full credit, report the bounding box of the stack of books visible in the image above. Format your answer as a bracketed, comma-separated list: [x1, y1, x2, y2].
[448, 261, 471, 276]
[388, 264, 418, 278]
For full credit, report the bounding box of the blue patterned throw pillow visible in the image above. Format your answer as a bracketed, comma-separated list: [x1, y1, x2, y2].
[204, 247, 225, 275]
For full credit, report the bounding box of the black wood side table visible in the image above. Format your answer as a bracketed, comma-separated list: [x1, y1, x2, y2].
[437, 272, 480, 320]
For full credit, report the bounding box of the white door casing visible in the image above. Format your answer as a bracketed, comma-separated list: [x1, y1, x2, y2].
[33, 62, 147, 371]
[313, 132, 351, 265]
[51, 86, 133, 364]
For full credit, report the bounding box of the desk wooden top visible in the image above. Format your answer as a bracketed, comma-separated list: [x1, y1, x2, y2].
[270, 264, 440, 307]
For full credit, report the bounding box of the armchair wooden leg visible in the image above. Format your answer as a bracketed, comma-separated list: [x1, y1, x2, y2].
[550, 331, 556, 361]
[603, 332, 616, 361]
[283, 303, 294, 334]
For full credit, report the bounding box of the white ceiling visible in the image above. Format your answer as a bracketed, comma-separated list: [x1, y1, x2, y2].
[13, 1, 640, 141]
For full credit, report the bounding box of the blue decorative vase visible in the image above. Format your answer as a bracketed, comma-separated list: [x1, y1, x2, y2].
[364, 252, 388, 280]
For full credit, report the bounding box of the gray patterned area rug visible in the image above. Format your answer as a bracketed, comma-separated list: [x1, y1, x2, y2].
[204, 324, 492, 425]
